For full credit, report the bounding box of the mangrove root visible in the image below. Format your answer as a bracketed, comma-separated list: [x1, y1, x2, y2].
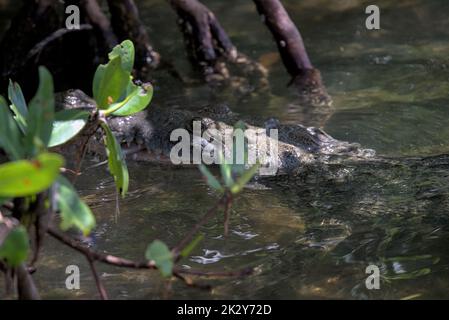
[253, 0, 332, 106]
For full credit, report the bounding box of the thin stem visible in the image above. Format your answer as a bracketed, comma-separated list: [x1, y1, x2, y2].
[47, 225, 253, 284]
[16, 263, 41, 300]
[60, 168, 82, 176]
[172, 195, 226, 260]
[223, 192, 232, 237]
[86, 258, 108, 300]
[172, 273, 211, 291]
[47, 226, 156, 269]
[102, 94, 134, 116]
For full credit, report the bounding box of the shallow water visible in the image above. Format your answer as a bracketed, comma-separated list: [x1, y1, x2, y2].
[3, 0, 449, 299]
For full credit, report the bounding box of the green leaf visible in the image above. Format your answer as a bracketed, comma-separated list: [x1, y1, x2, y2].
[145, 240, 173, 278]
[199, 165, 224, 192]
[0, 96, 24, 160]
[230, 163, 260, 194]
[8, 80, 28, 118]
[0, 226, 30, 267]
[25, 67, 55, 153]
[108, 82, 153, 116]
[93, 56, 130, 109]
[108, 40, 135, 74]
[0, 153, 64, 197]
[180, 233, 204, 259]
[101, 122, 129, 197]
[56, 175, 96, 236]
[49, 109, 90, 147]
[8, 79, 28, 132]
[218, 152, 234, 188]
[92, 64, 105, 103]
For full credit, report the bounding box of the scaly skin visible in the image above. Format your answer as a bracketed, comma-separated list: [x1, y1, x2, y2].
[56, 89, 375, 174]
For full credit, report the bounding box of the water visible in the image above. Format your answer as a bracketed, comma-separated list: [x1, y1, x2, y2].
[3, 0, 449, 299]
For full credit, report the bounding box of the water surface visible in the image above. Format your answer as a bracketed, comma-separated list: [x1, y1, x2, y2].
[3, 0, 449, 299]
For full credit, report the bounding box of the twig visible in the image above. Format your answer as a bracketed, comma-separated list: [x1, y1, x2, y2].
[114, 190, 120, 222]
[172, 272, 211, 291]
[73, 130, 93, 179]
[47, 225, 253, 286]
[223, 193, 232, 237]
[16, 263, 41, 300]
[86, 258, 108, 300]
[29, 192, 52, 267]
[60, 168, 82, 176]
[47, 226, 156, 269]
[66, 112, 101, 185]
[172, 195, 226, 260]
[4, 267, 13, 297]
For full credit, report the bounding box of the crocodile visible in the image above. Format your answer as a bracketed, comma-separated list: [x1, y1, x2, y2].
[56, 89, 449, 210]
[56, 89, 376, 176]
[57, 89, 448, 198]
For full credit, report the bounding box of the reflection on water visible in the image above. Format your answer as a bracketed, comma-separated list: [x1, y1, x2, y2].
[2, 0, 449, 299]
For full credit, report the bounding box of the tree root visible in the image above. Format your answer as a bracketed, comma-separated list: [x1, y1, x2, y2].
[253, 0, 332, 106]
[0, 0, 332, 116]
[169, 0, 268, 88]
[107, 0, 161, 74]
[79, 0, 118, 52]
